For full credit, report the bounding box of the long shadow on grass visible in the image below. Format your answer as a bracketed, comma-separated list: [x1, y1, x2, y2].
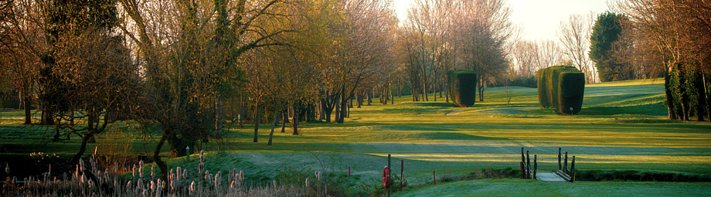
[581, 104, 667, 116]
[372, 122, 710, 133]
[412, 102, 456, 107]
[412, 132, 503, 140]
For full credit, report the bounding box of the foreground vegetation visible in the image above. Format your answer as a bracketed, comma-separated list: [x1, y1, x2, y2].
[1, 79, 710, 195]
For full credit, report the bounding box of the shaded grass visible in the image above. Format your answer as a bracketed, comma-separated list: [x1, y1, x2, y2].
[396, 179, 711, 197]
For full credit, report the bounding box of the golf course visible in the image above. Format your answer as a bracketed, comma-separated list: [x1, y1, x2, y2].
[2, 79, 710, 196]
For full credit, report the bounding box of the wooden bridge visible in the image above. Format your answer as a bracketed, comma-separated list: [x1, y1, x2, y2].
[520, 147, 576, 182]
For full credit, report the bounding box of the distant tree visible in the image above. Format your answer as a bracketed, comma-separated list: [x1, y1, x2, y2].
[1, 0, 46, 125]
[559, 14, 596, 83]
[512, 40, 537, 76]
[404, 0, 512, 103]
[38, 0, 119, 126]
[52, 30, 140, 164]
[590, 12, 630, 82]
[613, 0, 710, 121]
[119, 0, 294, 179]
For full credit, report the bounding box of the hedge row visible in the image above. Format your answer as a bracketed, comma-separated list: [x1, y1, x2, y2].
[447, 71, 478, 107]
[536, 65, 585, 115]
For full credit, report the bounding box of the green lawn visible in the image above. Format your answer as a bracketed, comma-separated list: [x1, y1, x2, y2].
[1, 78, 710, 195]
[396, 179, 711, 197]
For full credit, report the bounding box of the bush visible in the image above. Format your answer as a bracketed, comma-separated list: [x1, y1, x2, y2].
[557, 72, 585, 114]
[508, 75, 537, 88]
[448, 71, 478, 107]
[536, 65, 585, 114]
[536, 70, 550, 108]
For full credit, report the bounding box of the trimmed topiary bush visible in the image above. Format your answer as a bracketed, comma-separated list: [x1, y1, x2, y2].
[545, 66, 579, 110]
[448, 71, 478, 107]
[536, 70, 550, 108]
[557, 72, 585, 114]
[535, 65, 585, 114]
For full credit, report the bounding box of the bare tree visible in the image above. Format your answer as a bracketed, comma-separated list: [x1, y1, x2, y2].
[559, 14, 596, 83]
[118, 0, 294, 179]
[512, 40, 537, 76]
[613, 0, 711, 121]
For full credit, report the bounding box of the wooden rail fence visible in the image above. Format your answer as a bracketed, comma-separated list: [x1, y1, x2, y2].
[556, 147, 576, 182]
[520, 147, 537, 179]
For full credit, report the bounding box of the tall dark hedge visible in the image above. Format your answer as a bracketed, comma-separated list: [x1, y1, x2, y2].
[536, 65, 586, 115]
[536, 70, 549, 108]
[557, 72, 585, 114]
[448, 71, 478, 107]
[546, 66, 579, 111]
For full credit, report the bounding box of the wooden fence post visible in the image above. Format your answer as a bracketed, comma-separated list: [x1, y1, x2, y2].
[400, 160, 404, 191]
[564, 152, 568, 173]
[520, 161, 525, 179]
[526, 150, 531, 179]
[388, 154, 391, 197]
[533, 154, 537, 179]
[570, 156, 576, 183]
[520, 147, 525, 167]
[558, 147, 562, 170]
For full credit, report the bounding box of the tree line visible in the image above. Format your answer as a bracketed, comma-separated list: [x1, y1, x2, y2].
[0, 0, 514, 168]
[1, 0, 709, 180]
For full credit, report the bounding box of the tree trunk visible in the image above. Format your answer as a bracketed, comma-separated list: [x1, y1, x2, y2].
[253, 101, 261, 143]
[40, 105, 54, 125]
[214, 96, 223, 138]
[239, 95, 246, 128]
[23, 95, 31, 125]
[357, 92, 363, 108]
[704, 74, 711, 123]
[281, 109, 287, 133]
[433, 70, 438, 102]
[154, 134, 168, 181]
[338, 98, 347, 123]
[679, 65, 689, 121]
[694, 70, 706, 121]
[324, 100, 332, 123]
[445, 82, 450, 103]
[72, 132, 94, 164]
[479, 78, 485, 102]
[336, 91, 348, 124]
[422, 65, 428, 102]
[390, 84, 394, 105]
[335, 101, 341, 122]
[665, 67, 677, 120]
[268, 106, 280, 146]
[292, 103, 299, 135]
[411, 86, 416, 101]
[397, 79, 402, 97]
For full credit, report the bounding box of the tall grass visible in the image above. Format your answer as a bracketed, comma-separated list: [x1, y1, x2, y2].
[1, 151, 332, 196]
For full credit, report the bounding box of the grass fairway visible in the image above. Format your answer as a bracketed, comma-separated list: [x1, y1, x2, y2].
[396, 179, 711, 197]
[1, 79, 710, 195]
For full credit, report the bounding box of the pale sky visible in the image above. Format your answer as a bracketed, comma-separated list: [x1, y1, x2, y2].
[393, 0, 611, 41]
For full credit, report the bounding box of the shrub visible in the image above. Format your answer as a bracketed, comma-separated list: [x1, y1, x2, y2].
[536, 65, 585, 114]
[447, 71, 478, 107]
[557, 72, 585, 114]
[536, 70, 550, 108]
[545, 66, 579, 110]
[508, 75, 537, 88]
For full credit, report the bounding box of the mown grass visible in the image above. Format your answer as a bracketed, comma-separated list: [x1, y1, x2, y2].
[396, 179, 711, 197]
[1, 79, 710, 195]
